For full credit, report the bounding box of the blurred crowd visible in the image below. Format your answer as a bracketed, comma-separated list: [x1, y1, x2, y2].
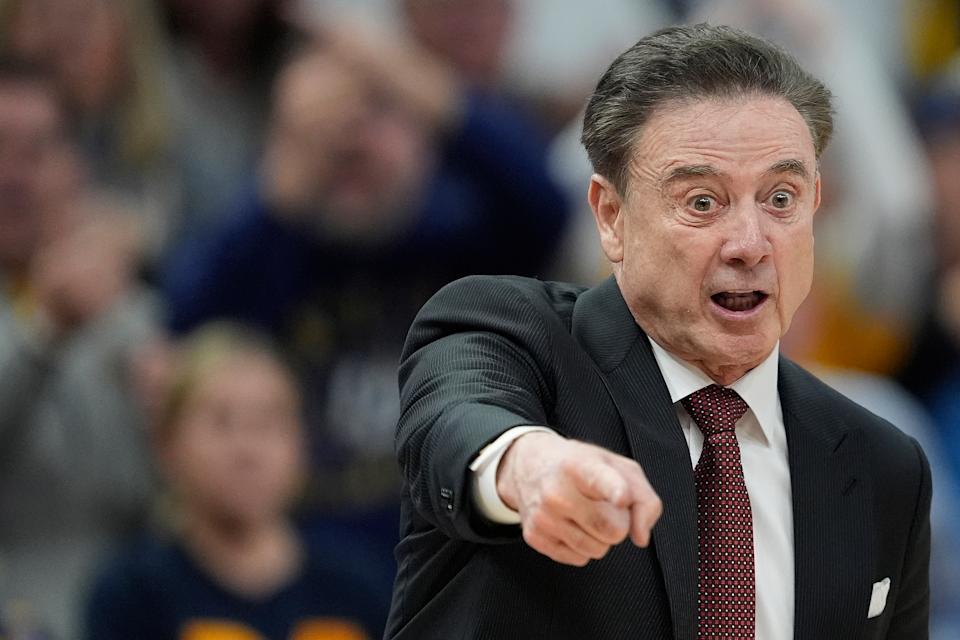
[0, 0, 957, 638]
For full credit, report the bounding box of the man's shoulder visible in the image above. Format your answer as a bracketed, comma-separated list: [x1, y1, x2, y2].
[779, 358, 925, 463]
[423, 275, 588, 327]
[437, 275, 587, 307]
[402, 275, 591, 367]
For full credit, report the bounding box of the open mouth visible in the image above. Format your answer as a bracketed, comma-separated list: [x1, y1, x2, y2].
[711, 291, 768, 312]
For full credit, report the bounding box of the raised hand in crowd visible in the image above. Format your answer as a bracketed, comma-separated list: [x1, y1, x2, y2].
[31, 201, 142, 338]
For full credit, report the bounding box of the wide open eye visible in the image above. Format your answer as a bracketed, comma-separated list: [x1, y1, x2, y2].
[688, 195, 718, 213]
[768, 190, 793, 209]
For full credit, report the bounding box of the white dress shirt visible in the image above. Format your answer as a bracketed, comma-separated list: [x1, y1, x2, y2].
[470, 339, 794, 640]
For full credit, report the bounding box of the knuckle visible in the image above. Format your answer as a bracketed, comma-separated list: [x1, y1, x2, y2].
[558, 456, 580, 478]
[624, 460, 644, 478]
[540, 488, 568, 514]
[523, 527, 544, 549]
[581, 468, 600, 491]
[565, 528, 586, 551]
[568, 527, 609, 560]
[529, 509, 553, 534]
[590, 513, 610, 535]
[547, 550, 567, 564]
[546, 547, 570, 565]
[579, 537, 604, 560]
[592, 543, 613, 560]
[591, 514, 624, 540]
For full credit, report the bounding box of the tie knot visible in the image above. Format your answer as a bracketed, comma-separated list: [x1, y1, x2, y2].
[681, 384, 749, 437]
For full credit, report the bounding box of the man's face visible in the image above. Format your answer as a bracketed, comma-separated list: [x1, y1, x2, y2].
[10, 0, 129, 113]
[266, 52, 430, 243]
[589, 96, 821, 382]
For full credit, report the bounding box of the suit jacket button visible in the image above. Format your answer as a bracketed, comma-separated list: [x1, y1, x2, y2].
[440, 487, 455, 513]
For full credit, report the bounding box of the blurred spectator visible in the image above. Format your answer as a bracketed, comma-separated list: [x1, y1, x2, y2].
[86, 323, 388, 640]
[0, 0, 182, 257]
[308, 0, 673, 133]
[900, 56, 960, 471]
[162, 27, 568, 566]
[905, 0, 960, 81]
[0, 55, 158, 638]
[401, 0, 511, 91]
[159, 0, 295, 233]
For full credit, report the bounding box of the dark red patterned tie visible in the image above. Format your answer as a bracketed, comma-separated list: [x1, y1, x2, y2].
[682, 385, 755, 640]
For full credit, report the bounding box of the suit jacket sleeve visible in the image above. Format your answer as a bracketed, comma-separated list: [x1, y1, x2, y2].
[887, 438, 932, 639]
[396, 276, 558, 543]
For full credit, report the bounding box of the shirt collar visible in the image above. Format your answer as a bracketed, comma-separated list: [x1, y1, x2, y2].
[647, 337, 780, 445]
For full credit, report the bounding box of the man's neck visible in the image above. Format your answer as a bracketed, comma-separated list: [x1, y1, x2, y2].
[647, 336, 780, 399]
[644, 332, 767, 387]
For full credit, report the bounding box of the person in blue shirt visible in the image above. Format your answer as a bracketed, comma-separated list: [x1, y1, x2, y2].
[86, 324, 388, 640]
[161, 31, 569, 565]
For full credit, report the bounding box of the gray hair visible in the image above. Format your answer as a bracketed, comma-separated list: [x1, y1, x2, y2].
[582, 23, 834, 193]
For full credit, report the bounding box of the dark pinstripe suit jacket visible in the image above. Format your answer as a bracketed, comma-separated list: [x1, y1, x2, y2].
[386, 275, 930, 640]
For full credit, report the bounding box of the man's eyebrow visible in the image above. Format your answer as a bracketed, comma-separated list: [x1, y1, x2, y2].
[658, 164, 724, 190]
[656, 159, 811, 191]
[765, 158, 810, 179]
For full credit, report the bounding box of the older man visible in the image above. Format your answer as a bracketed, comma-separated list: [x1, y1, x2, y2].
[387, 24, 930, 640]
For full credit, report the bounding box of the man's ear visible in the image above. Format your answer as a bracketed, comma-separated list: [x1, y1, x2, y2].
[813, 170, 822, 212]
[588, 174, 625, 264]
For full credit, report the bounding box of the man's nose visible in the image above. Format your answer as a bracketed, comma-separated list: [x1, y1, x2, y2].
[719, 204, 773, 268]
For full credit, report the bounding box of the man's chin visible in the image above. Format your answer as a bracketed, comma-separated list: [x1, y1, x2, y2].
[708, 332, 777, 369]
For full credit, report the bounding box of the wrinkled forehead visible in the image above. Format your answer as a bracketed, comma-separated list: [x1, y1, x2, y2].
[627, 95, 818, 188]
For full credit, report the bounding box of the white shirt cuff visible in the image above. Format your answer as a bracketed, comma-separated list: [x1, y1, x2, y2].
[469, 425, 556, 524]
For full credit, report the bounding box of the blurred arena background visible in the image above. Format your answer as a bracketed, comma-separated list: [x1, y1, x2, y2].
[0, 0, 957, 638]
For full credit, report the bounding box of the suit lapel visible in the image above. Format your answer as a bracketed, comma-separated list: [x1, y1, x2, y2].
[779, 360, 875, 640]
[573, 278, 699, 640]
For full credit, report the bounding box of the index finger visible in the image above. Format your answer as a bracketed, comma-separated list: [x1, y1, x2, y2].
[606, 456, 662, 547]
